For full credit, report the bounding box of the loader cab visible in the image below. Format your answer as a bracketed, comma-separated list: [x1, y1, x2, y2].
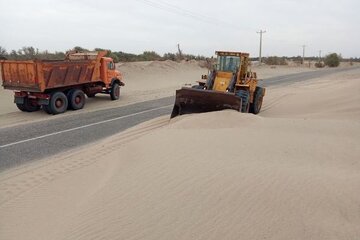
[210, 51, 251, 92]
[216, 55, 241, 73]
[211, 52, 242, 92]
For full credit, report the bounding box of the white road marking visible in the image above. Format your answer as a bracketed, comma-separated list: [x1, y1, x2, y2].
[0, 105, 173, 149]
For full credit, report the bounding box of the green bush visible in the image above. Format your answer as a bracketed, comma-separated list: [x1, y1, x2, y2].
[324, 53, 340, 67]
[263, 56, 287, 65]
[0, 45, 207, 62]
[315, 62, 325, 68]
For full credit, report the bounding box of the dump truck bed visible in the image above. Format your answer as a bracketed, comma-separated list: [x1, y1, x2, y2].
[0, 54, 103, 93]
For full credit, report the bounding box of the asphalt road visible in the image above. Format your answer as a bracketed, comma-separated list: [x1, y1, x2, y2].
[0, 67, 357, 171]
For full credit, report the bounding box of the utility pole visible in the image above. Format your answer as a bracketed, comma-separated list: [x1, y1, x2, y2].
[302, 45, 306, 64]
[177, 43, 183, 60]
[257, 30, 266, 64]
[319, 50, 322, 60]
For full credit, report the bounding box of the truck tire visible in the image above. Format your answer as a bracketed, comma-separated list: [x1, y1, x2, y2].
[42, 105, 52, 114]
[49, 91, 68, 115]
[110, 82, 120, 100]
[68, 89, 85, 110]
[250, 87, 265, 114]
[236, 90, 250, 113]
[16, 98, 40, 112]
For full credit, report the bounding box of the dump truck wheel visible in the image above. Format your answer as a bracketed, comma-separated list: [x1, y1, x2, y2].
[49, 92, 68, 115]
[16, 98, 40, 112]
[236, 90, 250, 113]
[250, 87, 265, 114]
[16, 103, 27, 112]
[68, 89, 85, 110]
[42, 105, 52, 114]
[110, 82, 120, 100]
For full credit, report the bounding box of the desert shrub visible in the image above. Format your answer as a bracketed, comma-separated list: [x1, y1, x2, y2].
[263, 56, 287, 65]
[163, 53, 177, 61]
[0, 45, 207, 63]
[315, 62, 325, 68]
[138, 51, 162, 61]
[324, 53, 340, 67]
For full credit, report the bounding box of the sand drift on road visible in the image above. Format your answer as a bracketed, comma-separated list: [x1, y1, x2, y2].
[0, 68, 360, 239]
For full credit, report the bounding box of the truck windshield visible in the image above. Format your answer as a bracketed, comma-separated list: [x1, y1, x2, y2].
[216, 56, 240, 72]
[107, 62, 115, 70]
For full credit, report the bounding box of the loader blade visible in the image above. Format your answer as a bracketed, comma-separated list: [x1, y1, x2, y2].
[171, 87, 242, 118]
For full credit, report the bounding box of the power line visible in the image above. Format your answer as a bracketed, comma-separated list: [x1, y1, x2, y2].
[134, 0, 241, 29]
[135, 0, 215, 24]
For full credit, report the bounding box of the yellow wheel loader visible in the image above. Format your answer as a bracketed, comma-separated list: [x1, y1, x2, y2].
[171, 51, 265, 118]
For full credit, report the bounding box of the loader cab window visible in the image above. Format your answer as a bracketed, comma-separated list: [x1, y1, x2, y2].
[107, 61, 115, 70]
[216, 56, 240, 72]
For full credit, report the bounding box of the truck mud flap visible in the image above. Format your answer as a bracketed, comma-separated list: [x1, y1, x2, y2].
[170, 88, 242, 118]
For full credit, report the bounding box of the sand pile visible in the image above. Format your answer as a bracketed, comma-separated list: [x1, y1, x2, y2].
[1, 69, 359, 239]
[117, 60, 204, 92]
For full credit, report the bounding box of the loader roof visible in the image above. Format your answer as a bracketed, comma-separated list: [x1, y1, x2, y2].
[215, 51, 250, 57]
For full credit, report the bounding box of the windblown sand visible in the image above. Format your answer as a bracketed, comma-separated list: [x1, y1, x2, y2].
[0, 67, 359, 240]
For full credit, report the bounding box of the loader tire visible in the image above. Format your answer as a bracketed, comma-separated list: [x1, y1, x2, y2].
[16, 98, 40, 112]
[250, 87, 265, 114]
[110, 82, 120, 100]
[236, 90, 250, 113]
[49, 91, 68, 115]
[68, 89, 85, 110]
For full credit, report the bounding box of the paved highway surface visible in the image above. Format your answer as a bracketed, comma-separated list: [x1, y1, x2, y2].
[0, 67, 357, 171]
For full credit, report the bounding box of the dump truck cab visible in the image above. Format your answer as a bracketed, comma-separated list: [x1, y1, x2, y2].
[100, 57, 122, 87]
[171, 50, 265, 118]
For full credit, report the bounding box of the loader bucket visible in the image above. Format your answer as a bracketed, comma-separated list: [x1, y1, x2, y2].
[170, 87, 242, 118]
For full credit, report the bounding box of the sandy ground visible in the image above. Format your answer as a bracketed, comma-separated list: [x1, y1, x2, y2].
[0, 67, 359, 239]
[0, 61, 320, 128]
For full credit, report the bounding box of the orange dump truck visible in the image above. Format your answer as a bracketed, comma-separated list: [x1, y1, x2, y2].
[0, 51, 124, 114]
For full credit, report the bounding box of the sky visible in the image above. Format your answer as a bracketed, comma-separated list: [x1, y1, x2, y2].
[0, 0, 359, 58]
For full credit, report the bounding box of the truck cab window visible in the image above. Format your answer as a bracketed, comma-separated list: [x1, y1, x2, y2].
[107, 62, 114, 70]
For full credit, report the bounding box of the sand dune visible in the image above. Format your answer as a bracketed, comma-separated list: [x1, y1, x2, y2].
[0, 67, 359, 239]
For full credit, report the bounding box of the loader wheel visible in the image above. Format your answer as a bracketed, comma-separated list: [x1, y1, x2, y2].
[110, 82, 120, 100]
[250, 87, 265, 114]
[68, 89, 85, 110]
[16, 98, 40, 112]
[236, 90, 250, 113]
[49, 91, 68, 115]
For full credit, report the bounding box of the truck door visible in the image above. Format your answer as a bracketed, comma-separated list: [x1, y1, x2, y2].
[106, 60, 115, 83]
